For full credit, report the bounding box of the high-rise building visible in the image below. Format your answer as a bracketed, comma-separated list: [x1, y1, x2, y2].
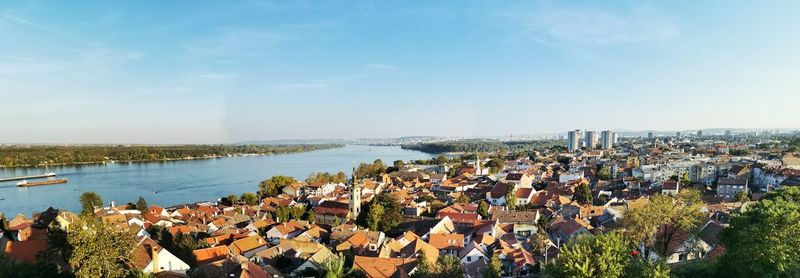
[676, 131, 682, 138]
[648, 132, 654, 139]
[612, 132, 618, 144]
[585, 131, 598, 149]
[697, 130, 703, 137]
[567, 130, 581, 151]
[601, 130, 613, 149]
[725, 130, 732, 137]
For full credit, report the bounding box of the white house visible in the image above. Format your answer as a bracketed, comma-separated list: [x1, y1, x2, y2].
[134, 238, 190, 274]
[459, 241, 489, 264]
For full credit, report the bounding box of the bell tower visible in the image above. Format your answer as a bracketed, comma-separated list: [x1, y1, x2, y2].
[349, 168, 361, 219]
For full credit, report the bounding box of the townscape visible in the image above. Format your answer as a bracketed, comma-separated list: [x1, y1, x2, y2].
[2, 130, 800, 277]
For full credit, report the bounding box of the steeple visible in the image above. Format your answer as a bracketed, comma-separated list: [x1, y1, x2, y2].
[349, 167, 361, 219]
[475, 152, 481, 176]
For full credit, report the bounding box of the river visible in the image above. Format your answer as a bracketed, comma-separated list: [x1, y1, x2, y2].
[0, 145, 433, 217]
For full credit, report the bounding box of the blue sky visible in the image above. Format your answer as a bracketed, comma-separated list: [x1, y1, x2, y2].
[1, 1, 798, 143]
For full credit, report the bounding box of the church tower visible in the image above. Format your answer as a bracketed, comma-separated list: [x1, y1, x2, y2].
[475, 152, 481, 176]
[349, 168, 361, 219]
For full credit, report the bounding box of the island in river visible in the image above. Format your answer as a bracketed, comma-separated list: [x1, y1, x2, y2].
[0, 144, 344, 167]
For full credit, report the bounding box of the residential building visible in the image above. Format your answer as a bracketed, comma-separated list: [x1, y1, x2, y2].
[585, 131, 598, 149]
[567, 130, 582, 151]
[600, 130, 613, 149]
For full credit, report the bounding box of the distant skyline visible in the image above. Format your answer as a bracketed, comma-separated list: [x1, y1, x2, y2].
[2, 1, 800, 144]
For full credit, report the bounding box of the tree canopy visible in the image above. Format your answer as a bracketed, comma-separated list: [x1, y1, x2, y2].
[623, 189, 704, 258]
[258, 175, 297, 198]
[79, 192, 103, 215]
[574, 183, 593, 205]
[718, 187, 800, 276]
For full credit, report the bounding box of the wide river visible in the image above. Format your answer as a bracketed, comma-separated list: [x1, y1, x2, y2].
[0, 145, 433, 217]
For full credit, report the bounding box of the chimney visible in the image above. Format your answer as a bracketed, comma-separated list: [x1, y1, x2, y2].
[149, 245, 160, 273]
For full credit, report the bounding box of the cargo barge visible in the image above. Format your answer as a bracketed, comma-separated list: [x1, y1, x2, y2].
[17, 178, 68, 187]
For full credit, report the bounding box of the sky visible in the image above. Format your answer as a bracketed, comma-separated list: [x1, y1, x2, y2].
[1, 1, 799, 144]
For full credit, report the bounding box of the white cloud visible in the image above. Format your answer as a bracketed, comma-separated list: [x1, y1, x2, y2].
[514, 5, 679, 45]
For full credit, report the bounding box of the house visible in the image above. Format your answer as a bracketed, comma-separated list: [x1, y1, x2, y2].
[282, 182, 304, 196]
[514, 188, 536, 206]
[192, 246, 231, 266]
[229, 235, 269, 259]
[305, 182, 338, 196]
[487, 182, 513, 206]
[312, 201, 351, 226]
[661, 180, 680, 196]
[148, 205, 170, 218]
[379, 231, 439, 264]
[264, 220, 308, 239]
[2, 238, 47, 264]
[503, 172, 534, 188]
[131, 237, 191, 273]
[353, 256, 418, 278]
[459, 240, 489, 264]
[428, 233, 464, 256]
[256, 239, 333, 276]
[550, 218, 591, 244]
[335, 230, 385, 254]
[492, 210, 540, 237]
[717, 178, 748, 200]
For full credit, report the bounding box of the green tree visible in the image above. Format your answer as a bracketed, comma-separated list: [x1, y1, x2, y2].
[484, 254, 503, 278]
[334, 171, 347, 183]
[547, 232, 629, 278]
[623, 189, 704, 259]
[79, 192, 103, 215]
[486, 158, 505, 174]
[505, 184, 517, 210]
[680, 172, 691, 186]
[221, 194, 238, 206]
[412, 251, 435, 278]
[374, 192, 402, 231]
[734, 191, 749, 203]
[477, 201, 489, 219]
[322, 253, 346, 278]
[574, 183, 593, 205]
[598, 166, 611, 180]
[240, 192, 260, 205]
[436, 255, 465, 277]
[718, 187, 800, 276]
[366, 203, 384, 231]
[455, 194, 470, 204]
[258, 175, 297, 198]
[393, 160, 405, 169]
[135, 196, 148, 214]
[61, 216, 136, 278]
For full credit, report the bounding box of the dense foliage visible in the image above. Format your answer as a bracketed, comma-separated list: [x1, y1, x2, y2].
[401, 139, 563, 154]
[258, 175, 297, 198]
[623, 189, 705, 258]
[717, 187, 800, 276]
[547, 232, 669, 278]
[0, 144, 343, 167]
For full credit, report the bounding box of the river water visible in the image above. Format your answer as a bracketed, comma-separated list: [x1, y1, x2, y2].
[0, 145, 433, 217]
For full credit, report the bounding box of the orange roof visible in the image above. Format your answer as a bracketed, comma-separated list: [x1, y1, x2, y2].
[428, 233, 464, 250]
[230, 235, 267, 255]
[193, 246, 230, 265]
[4, 240, 47, 263]
[353, 256, 416, 278]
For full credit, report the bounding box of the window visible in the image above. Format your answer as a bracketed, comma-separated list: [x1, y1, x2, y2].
[679, 253, 688, 261]
[467, 256, 472, 262]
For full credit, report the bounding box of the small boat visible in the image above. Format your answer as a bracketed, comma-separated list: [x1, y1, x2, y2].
[17, 178, 68, 187]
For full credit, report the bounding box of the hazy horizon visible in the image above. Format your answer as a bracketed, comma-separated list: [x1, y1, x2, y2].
[3, 1, 800, 144]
